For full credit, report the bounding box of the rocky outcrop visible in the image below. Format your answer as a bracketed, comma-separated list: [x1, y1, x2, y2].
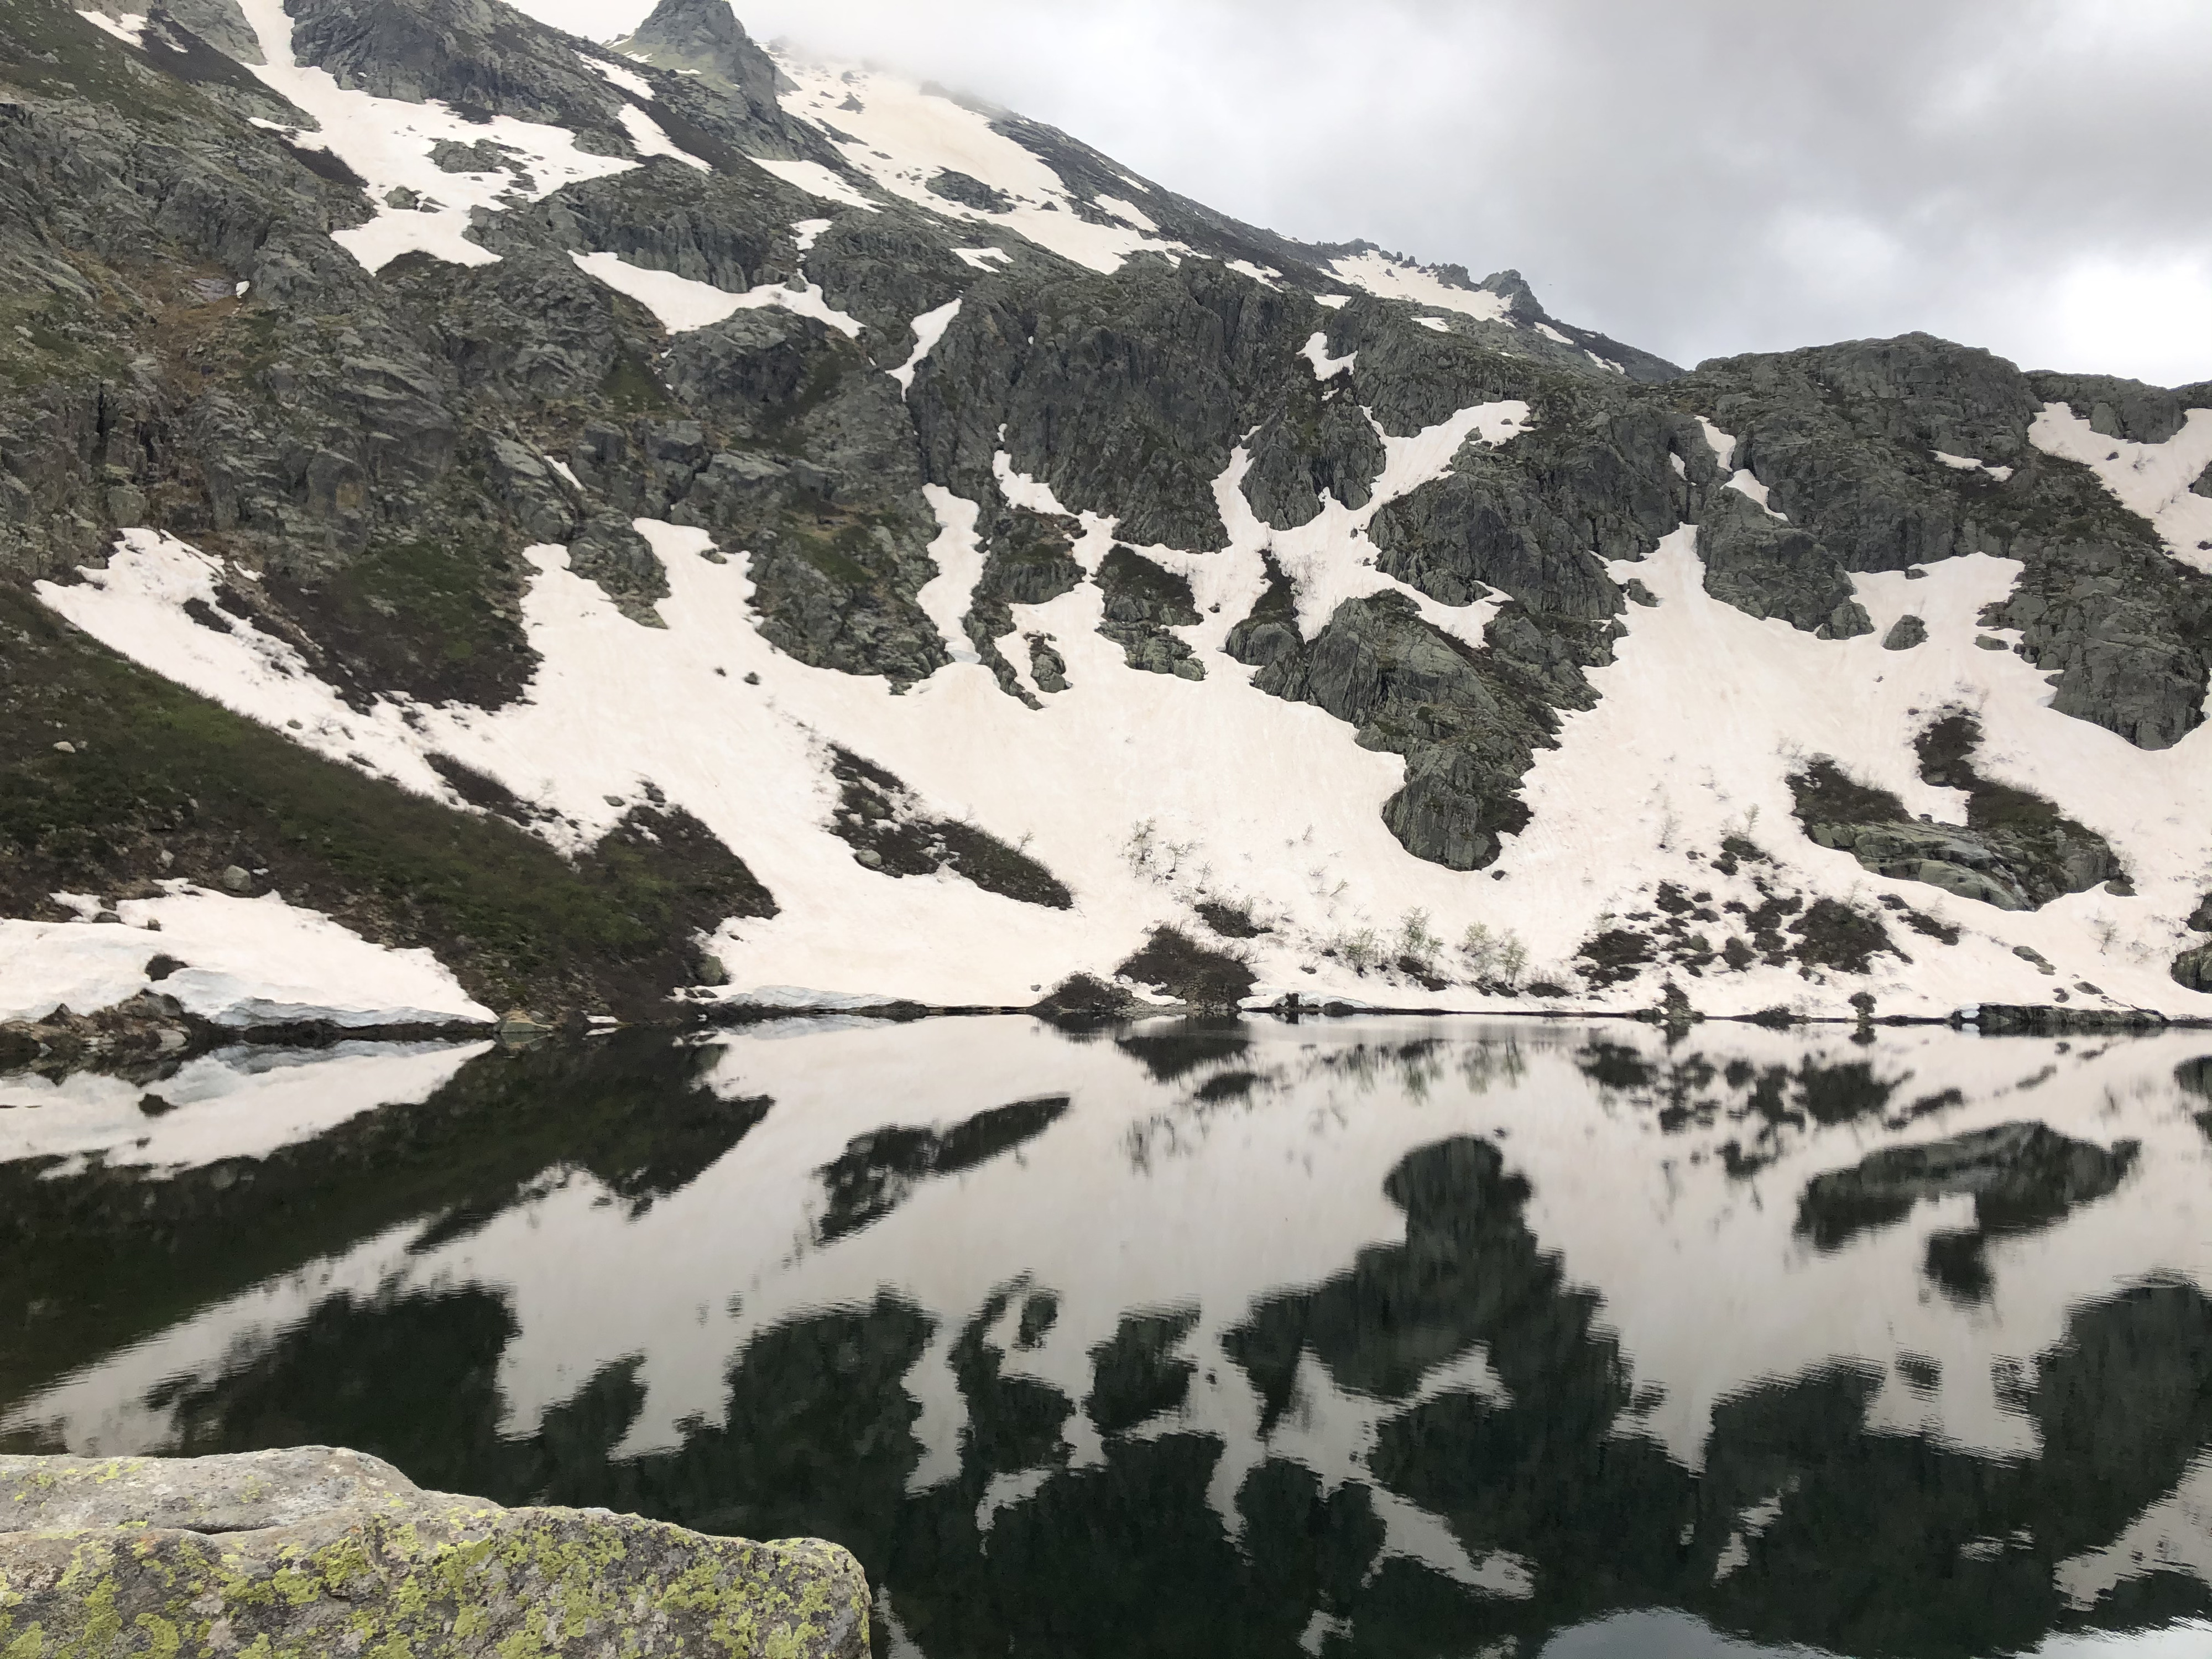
[0, 1447, 868, 1657]
[1788, 714, 2123, 911]
[1094, 544, 1203, 679]
[1680, 337, 2212, 750]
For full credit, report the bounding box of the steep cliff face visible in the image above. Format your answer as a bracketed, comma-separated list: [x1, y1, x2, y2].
[2, 0, 2208, 1022]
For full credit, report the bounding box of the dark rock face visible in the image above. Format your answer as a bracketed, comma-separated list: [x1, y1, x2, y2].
[913, 259, 1321, 549]
[1697, 488, 1873, 637]
[290, 0, 627, 134]
[611, 0, 797, 148]
[961, 504, 1084, 701]
[1881, 612, 1927, 650]
[1234, 584, 1596, 871]
[1238, 366, 1384, 530]
[2174, 943, 2212, 994]
[927, 168, 1014, 213]
[1095, 544, 1203, 679]
[1680, 336, 2212, 750]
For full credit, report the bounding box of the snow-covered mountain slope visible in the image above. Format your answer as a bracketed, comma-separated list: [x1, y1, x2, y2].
[1, 0, 2208, 1025]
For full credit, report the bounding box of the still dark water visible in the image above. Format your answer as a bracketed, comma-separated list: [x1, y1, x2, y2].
[6, 1015, 2212, 1659]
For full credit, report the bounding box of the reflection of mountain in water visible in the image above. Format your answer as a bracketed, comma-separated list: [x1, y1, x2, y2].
[86, 1129, 2212, 1657]
[8, 1021, 2212, 1656]
[1797, 1120, 2140, 1301]
[816, 1096, 1070, 1241]
[0, 1033, 770, 1412]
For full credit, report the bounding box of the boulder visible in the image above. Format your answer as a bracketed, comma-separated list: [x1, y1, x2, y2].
[1881, 613, 1928, 650]
[2174, 943, 2212, 994]
[0, 1447, 867, 1658]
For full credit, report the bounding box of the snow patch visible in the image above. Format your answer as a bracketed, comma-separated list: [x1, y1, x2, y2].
[229, 0, 635, 271]
[571, 251, 862, 337]
[889, 298, 962, 394]
[613, 102, 708, 171]
[773, 53, 1188, 275]
[914, 487, 987, 663]
[75, 9, 146, 46]
[1327, 251, 1511, 324]
[1695, 416, 1738, 470]
[2028, 400, 2212, 572]
[1934, 450, 2015, 483]
[1301, 331, 1355, 380]
[748, 156, 881, 211]
[0, 885, 493, 1029]
[577, 51, 653, 101]
[1726, 470, 1786, 519]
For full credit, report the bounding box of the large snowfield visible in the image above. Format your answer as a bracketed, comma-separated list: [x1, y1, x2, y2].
[23, 382, 2212, 1021]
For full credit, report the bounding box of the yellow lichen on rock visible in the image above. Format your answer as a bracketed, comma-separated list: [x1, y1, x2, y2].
[0, 1450, 867, 1658]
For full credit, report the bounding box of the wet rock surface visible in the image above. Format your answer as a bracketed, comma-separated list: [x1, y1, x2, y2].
[0, 1446, 869, 1657]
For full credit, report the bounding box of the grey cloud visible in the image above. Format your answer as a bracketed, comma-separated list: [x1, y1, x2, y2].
[520, 0, 2212, 384]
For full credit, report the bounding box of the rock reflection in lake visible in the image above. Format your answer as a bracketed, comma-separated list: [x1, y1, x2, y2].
[6, 1016, 2212, 1658]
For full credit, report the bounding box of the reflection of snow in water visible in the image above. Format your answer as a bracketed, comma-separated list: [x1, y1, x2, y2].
[8, 1016, 2212, 1639]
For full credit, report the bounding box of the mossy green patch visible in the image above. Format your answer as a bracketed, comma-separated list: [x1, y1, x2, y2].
[0, 583, 771, 1016]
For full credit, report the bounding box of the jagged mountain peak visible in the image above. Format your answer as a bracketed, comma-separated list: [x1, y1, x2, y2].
[609, 0, 783, 108]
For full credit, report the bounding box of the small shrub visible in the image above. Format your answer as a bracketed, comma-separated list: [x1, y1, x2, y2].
[1115, 926, 1255, 1008]
[1338, 927, 1382, 972]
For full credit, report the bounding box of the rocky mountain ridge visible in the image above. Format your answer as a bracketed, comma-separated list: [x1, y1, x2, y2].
[1, 0, 2209, 1028]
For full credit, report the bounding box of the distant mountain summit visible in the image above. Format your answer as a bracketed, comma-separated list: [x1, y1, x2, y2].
[2, 0, 2209, 1030]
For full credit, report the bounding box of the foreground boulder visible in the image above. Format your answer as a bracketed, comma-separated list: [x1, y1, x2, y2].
[0, 1447, 867, 1657]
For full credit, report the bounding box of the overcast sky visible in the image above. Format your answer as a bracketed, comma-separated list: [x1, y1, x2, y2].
[519, 0, 2212, 384]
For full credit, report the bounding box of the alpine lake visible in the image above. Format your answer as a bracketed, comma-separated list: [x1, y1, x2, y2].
[6, 1011, 2212, 1659]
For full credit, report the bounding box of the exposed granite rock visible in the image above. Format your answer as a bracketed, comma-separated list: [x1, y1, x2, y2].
[2174, 943, 2212, 995]
[1095, 544, 1203, 679]
[1681, 335, 2212, 749]
[1882, 612, 1928, 650]
[963, 504, 1084, 701]
[1698, 488, 1874, 638]
[912, 258, 1320, 549]
[927, 168, 1013, 213]
[608, 0, 807, 158]
[1238, 364, 1384, 530]
[1235, 585, 1584, 870]
[0, 1447, 868, 1657]
[1789, 718, 2121, 911]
